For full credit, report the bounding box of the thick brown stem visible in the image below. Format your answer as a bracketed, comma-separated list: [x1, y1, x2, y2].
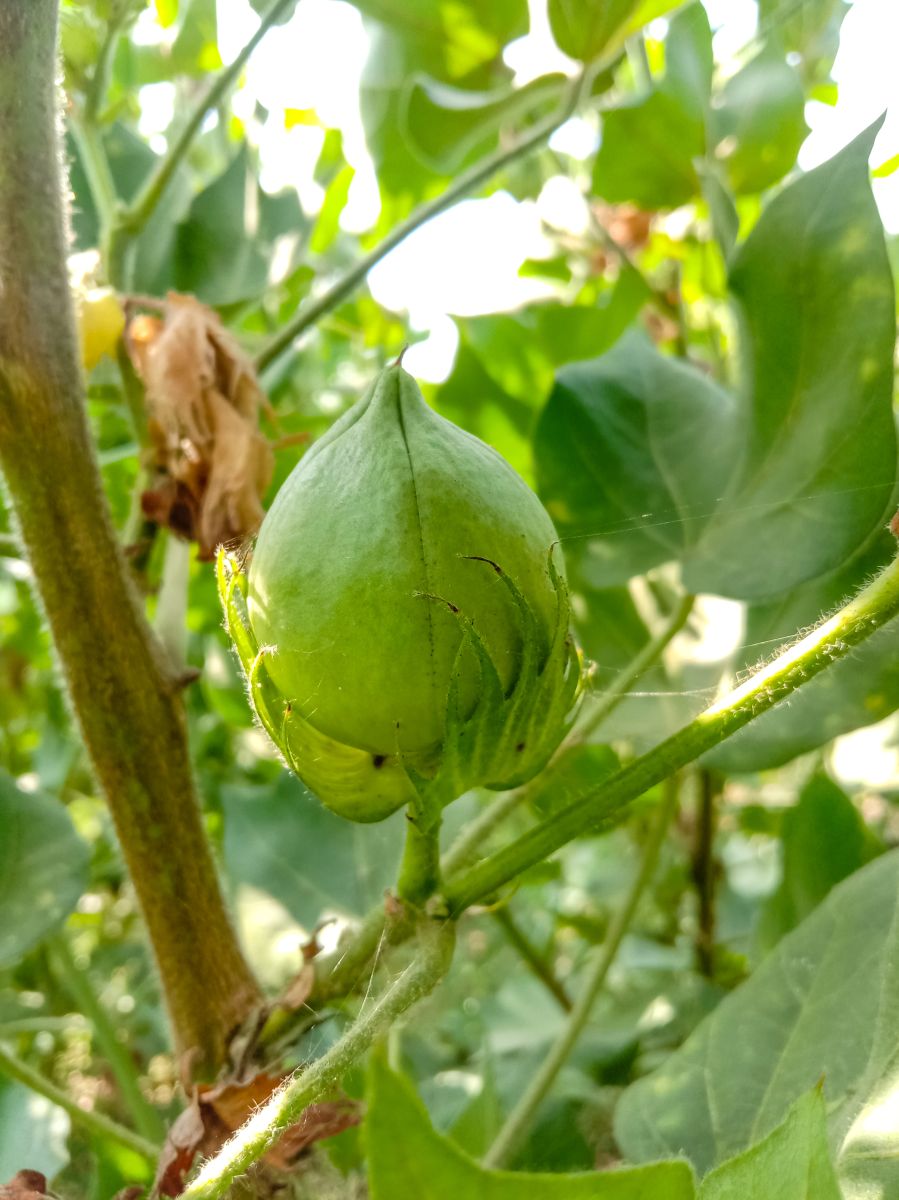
[0, 1, 261, 1077]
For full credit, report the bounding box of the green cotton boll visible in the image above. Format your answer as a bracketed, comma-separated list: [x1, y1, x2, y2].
[220, 363, 581, 823]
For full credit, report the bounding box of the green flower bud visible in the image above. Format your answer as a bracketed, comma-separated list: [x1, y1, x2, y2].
[218, 363, 580, 822]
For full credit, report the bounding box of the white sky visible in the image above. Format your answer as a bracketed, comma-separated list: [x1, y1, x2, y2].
[134, 0, 899, 379]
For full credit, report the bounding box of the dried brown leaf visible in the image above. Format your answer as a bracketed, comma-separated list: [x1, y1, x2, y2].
[0, 1172, 47, 1200]
[128, 293, 274, 559]
[154, 1071, 360, 1196]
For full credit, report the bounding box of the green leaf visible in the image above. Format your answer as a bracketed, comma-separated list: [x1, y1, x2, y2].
[171, 0, 221, 75]
[173, 147, 306, 304]
[402, 72, 565, 173]
[220, 772, 404, 927]
[0, 773, 89, 969]
[592, 4, 712, 209]
[534, 330, 740, 584]
[705, 533, 899, 771]
[711, 50, 808, 194]
[548, 0, 682, 64]
[699, 1089, 842, 1200]
[755, 773, 879, 952]
[0, 1080, 69, 1181]
[309, 163, 355, 255]
[366, 1055, 697, 1198]
[684, 120, 897, 599]
[614, 848, 899, 1197]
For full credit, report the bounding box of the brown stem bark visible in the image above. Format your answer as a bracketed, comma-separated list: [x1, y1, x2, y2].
[0, 1, 261, 1077]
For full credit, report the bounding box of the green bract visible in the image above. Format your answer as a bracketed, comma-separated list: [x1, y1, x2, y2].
[218, 363, 581, 822]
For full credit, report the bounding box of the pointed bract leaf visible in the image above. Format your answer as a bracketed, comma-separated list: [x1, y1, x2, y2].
[699, 1090, 841, 1200]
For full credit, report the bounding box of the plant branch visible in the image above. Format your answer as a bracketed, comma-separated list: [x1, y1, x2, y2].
[444, 549, 899, 913]
[691, 767, 721, 977]
[396, 804, 443, 907]
[576, 592, 695, 742]
[182, 918, 455, 1200]
[484, 774, 678, 1167]
[83, 7, 121, 124]
[441, 787, 530, 876]
[0, 1, 262, 1076]
[47, 934, 165, 1143]
[108, 0, 295, 282]
[0, 1041, 160, 1162]
[254, 67, 594, 372]
[492, 906, 572, 1012]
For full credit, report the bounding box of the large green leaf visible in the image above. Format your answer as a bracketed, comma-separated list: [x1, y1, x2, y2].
[366, 1055, 697, 1198]
[0, 773, 89, 969]
[221, 772, 403, 927]
[358, 0, 527, 229]
[0, 1080, 69, 1181]
[710, 49, 808, 195]
[173, 147, 306, 305]
[755, 774, 880, 952]
[615, 848, 899, 1198]
[699, 1090, 842, 1200]
[592, 5, 712, 209]
[684, 120, 896, 599]
[593, 10, 806, 208]
[534, 331, 740, 584]
[706, 533, 899, 770]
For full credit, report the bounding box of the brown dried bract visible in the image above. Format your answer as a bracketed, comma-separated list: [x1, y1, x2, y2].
[127, 293, 275, 560]
[593, 203, 654, 251]
[154, 1072, 359, 1196]
[0, 1172, 48, 1200]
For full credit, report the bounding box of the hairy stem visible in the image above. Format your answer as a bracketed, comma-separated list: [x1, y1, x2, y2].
[0, 1042, 160, 1162]
[444, 549, 899, 912]
[483, 775, 678, 1167]
[255, 68, 593, 372]
[47, 934, 165, 1143]
[182, 918, 455, 1200]
[0, 1, 261, 1076]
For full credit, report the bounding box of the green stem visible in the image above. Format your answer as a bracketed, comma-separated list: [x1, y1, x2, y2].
[109, 0, 295, 282]
[441, 788, 529, 877]
[0, 1, 262, 1076]
[576, 592, 695, 741]
[47, 934, 165, 1144]
[181, 918, 455, 1200]
[483, 775, 678, 1168]
[83, 10, 120, 124]
[68, 113, 119, 237]
[444, 551, 899, 914]
[0, 1041, 160, 1162]
[692, 768, 721, 977]
[254, 67, 594, 372]
[396, 805, 443, 906]
[492, 907, 572, 1012]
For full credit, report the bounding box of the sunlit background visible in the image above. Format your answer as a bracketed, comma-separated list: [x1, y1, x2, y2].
[130, 0, 899, 382]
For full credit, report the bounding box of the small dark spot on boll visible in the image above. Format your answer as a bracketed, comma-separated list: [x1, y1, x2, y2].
[515, 741, 525, 752]
[372, 754, 386, 768]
